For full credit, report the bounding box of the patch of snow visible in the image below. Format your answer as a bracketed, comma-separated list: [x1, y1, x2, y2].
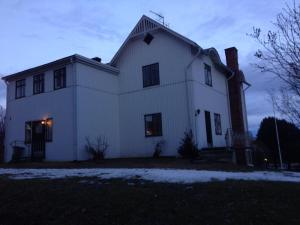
[0, 168, 300, 183]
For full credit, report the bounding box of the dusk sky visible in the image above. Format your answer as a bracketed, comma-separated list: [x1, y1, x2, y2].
[0, 0, 297, 135]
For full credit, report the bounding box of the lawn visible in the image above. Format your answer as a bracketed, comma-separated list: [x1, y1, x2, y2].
[0, 157, 254, 171]
[0, 176, 300, 225]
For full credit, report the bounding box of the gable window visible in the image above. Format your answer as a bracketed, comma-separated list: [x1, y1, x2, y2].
[15, 79, 26, 99]
[144, 113, 162, 137]
[54, 68, 66, 90]
[143, 33, 154, 45]
[142, 63, 160, 88]
[204, 64, 212, 86]
[214, 113, 222, 135]
[33, 74, 45, 94]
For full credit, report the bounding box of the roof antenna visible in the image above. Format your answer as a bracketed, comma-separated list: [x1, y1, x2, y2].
[149, 10, 169, 27]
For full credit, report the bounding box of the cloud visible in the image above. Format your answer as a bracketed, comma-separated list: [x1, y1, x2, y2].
[0, 0, 295, 135]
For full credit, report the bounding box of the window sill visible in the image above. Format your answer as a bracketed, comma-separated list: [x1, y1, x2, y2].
[33, 92, 45, 95]
[145, 134, 163, 138]
[143, 84, 160, 89]
[54, 86, 66, 90]
[15, 96, 25, 100]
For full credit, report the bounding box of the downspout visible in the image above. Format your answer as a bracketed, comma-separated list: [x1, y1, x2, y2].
[184, 46, 201, 142]
[71, 57, 78, 161]
[242, 81, 251, 132]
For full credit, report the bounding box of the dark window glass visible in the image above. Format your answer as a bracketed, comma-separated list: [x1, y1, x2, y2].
[15, 79, 26, 99]
[25, 121, 32, 143]
[33, 74, 44, 94]
[142, 63, 160, 87]
[143, 33, 154, 45]
[45, 118, 53, 142]
[54, 68, 66, 90]
[144, 113, 162, 137]
[204, 64, 212, 86]
[214, 113, 222, 135]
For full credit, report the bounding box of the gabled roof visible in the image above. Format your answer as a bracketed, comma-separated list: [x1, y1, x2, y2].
[109, 15, 232, 76]
[2, 54, 119, 81]
[110, 15, 199, 66]
[202, 48, 232, 77]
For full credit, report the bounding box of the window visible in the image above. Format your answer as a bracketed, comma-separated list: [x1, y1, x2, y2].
[142, 63, 160, 87]
[45, 118, 53, 142]
[15, 79, 26, 99]
[214, 113, 222, 135]
[33, 74, 44, 94]
[204, 64, 212, 86]
[144, 113, 162, 137]
[54, 68, 66, 90]
[143, 33, 154, 45]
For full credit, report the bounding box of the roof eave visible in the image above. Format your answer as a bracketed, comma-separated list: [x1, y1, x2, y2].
[2, 54, 119, 82]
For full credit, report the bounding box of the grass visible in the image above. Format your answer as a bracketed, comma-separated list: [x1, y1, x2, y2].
[0, 176, 300, 225]
[0, 157, 256, 171]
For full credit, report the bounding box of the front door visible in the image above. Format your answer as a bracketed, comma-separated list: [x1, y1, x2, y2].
[205, 111, 213, 147]
[31, 121, 45, 160]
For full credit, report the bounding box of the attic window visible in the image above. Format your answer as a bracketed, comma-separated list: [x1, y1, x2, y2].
[143, 33, 154, 45]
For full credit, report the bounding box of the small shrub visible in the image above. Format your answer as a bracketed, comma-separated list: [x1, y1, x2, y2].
[85, 136, 109, 161]
[153, 140, 165, 158]
[178, 130, 198, 159]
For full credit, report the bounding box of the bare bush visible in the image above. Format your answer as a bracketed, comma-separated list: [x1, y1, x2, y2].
[85, 136, 109, 161]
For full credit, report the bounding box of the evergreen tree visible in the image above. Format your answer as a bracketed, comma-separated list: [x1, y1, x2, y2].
[256, 117, 300, 168]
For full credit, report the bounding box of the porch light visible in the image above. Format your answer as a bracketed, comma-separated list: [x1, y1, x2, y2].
[46, 120, 52, 126]
[41, 120, 45, 125]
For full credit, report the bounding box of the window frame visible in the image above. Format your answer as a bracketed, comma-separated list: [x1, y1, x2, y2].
[15, 79, 26, 99]
[33, 73, 45, 95]
[204, 63, 212, 87]
[144, 113, 163, 137]
[214, 113, 222, 135]
[142, 63, 160, 88]
[53, 67, 66, 90]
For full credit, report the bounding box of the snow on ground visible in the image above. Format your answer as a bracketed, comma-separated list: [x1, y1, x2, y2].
[1, 168, 300, 183]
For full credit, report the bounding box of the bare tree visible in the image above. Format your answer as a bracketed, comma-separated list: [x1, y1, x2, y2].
[250, 1, 300, 126]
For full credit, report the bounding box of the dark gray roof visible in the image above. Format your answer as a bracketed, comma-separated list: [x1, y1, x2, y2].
[2, 54, 119, 81]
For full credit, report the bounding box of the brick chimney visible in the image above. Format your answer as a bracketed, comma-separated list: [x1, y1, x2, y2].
[225, 47, 246, 165]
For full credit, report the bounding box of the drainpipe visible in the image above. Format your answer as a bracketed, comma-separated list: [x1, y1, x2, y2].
[71, 56, 78, 161]
[184, 46, 202, 143]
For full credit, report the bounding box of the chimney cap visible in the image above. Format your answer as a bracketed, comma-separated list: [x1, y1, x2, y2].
[91, 57, 101, 63]
[225, 47, 238, 52]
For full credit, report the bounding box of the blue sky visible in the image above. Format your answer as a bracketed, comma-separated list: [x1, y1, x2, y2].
[0, 0, 296, 135]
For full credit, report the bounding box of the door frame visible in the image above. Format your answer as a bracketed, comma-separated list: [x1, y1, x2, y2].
[30, 120, 46, 160]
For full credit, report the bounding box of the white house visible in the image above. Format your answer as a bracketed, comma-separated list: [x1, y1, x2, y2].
[2, 15, 249, 162]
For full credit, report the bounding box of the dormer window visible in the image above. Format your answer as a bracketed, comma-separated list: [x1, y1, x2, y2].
[204, 64, 212, 86]
[54, 68, 66, 90]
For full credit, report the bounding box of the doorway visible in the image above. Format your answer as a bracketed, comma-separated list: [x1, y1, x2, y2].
[205, 111, 213, 147]
[31, 121, 46, 160]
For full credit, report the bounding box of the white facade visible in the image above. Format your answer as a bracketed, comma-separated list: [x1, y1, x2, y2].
[2, 15, 248, 162]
